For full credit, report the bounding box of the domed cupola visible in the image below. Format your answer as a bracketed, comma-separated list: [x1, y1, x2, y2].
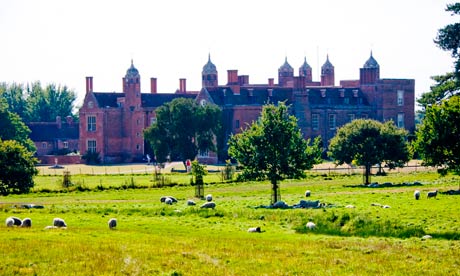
[321, 55, 334, 71]
[360, 51, 380, 85]
[299, 56, 312, 82]
[202, 54, 218, 88]
[202, 54, 217, 75]
[279, 57, 294, 73]
[126, 59, 140, 79]
[363, 51, 379, 69]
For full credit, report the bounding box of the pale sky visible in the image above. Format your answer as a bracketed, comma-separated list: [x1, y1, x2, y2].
[0, 0, 455, 108]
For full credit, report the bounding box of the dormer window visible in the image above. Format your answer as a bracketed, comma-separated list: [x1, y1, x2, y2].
[88, 101, 94, 108]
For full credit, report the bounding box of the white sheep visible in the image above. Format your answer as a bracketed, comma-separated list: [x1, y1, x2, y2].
[414, 190, 421, 200]
[205, 194, 213, 202]
[247, 227, 261, 233]
[306, 221, 316, 230]
[21, 218, 32, 227]
[305, 190, 311, 197]
[53, 218, 67, 228]
[9, 217, 22, 226]
[187, 200, 196, 206]
[382, 205, 391, 209]
[200, 202, 216, 209]
[108, 218, 117, 229]
[5, 217, 14, 227]
[427, 190, 438, 199]
[160, 196, 177, 203]
[345, 205, 355, 208]
[422, 235, 432, 239]
[165, 197, 173, 205]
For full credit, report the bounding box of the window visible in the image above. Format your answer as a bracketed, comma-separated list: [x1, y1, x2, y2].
[63, 142, 68, 149]
[136, 119, 140, 125]
[136, 144, 141, 151]
[311, 113, 319, 130]
[397, 113, 405, 128]
[199, 149, 209, 157]
[343, 97, 350, 104]
[235, 120, 240, 129]
[87, 140, 97, 153]
[347, 114, 355, 122]
[328, 114, 336, 130]
[87, 115, 96, 132]
[42, 142, 47, 149]
[150, 117, 157, 126]
[397, 90, 404, 106]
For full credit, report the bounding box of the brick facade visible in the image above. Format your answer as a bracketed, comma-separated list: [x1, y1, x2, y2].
[79, 53, 414, 164]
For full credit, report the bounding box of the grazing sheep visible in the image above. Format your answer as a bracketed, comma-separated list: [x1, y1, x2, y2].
[160, 196, 178, 203]
[371, 203, 382, 207]
[427, 190, 438, 199]
[53, 218, 67, 228]
[44, 226, 58, 230]
[5, 217, 14, 227]
[165, 197, 173, 205]
[108, 218, 117, 229]
[200, 202, 216, 209]
[345, 205, 355, 208]
[414, 190, 421, 200]
[205, 194, 213, 202]
[21, 218, 32, 227]
[382, 205, 391, 209]
[187, 200, 196, 206]
[305, 190, 311, 197]
[248, 227, 261, 233]
[422, 235, 432, 239]
[306, 221, 316, 230]
[272, 201, 289, 209]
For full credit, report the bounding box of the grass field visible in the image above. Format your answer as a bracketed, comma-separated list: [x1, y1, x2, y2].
[1, 166, 459, 275]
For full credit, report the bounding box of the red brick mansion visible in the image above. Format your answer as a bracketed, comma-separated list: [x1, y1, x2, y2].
[79, 53, 414, 164]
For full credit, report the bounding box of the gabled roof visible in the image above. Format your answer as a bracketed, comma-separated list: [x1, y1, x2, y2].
[93, 92, 119, 108]
[28, 122, 79, 141]
[206, 87, 294, 106]
[307, 87, 369, 106]
[141, 93, 196, 108]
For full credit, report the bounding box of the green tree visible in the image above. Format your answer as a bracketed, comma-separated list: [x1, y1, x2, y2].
[0, 99, 35, 152]
[328, 119, 410, 184]
[414, 96, 460, 174]
[25, 82, 77, 122]
[419, 3, 460, 109]
[0, 139, 38, 195]
[435, 3, 460, 79]
[144, 98, 222, 167]
[0, 82, 27, 119]
[228, 102, 322, 204]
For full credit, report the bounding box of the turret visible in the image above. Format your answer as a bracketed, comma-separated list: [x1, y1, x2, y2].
[320, 55, 335, 86]
[278, 57, 294, 87]
[202, 54, 218, 88]
[360, 51, 380, 85]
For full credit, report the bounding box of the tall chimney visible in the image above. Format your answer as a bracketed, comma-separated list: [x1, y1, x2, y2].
[179, 78, 187, 93]
[56, 116, 62, 129]
[227, 70, 238, 85]
[86, 77, 93, 93]
[268, 78, 274, 87]
[150, 78, 157, 94]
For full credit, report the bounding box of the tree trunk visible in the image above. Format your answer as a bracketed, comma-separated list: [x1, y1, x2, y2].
[271, 179, 280, 205]
[365, 163, 371, 185]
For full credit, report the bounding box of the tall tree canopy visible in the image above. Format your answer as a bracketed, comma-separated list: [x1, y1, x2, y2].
[228, 102, 322, 204]
[0, 139, 38, 195]
[419, 3, 460, 109]
[0, 99, 35, 152]
[0, 81, 77, 122]
[144, 98, 222, 165]
[415, 96, 460, 174]
[328, 119, 410, 184]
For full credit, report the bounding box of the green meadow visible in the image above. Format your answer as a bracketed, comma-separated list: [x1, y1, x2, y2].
[1, 167, 460, 275]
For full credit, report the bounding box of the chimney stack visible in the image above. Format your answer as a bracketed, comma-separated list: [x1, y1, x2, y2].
[86, 77, 93, 93]
[150, 78, 157, 94]
[56, 116, 62, 129]
[268, 78, 274, 87]
[227, 70, 238, 85]
[179, 78, 187, 93]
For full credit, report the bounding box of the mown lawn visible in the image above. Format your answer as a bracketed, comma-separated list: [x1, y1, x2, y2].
[1, 169, 459, 275]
